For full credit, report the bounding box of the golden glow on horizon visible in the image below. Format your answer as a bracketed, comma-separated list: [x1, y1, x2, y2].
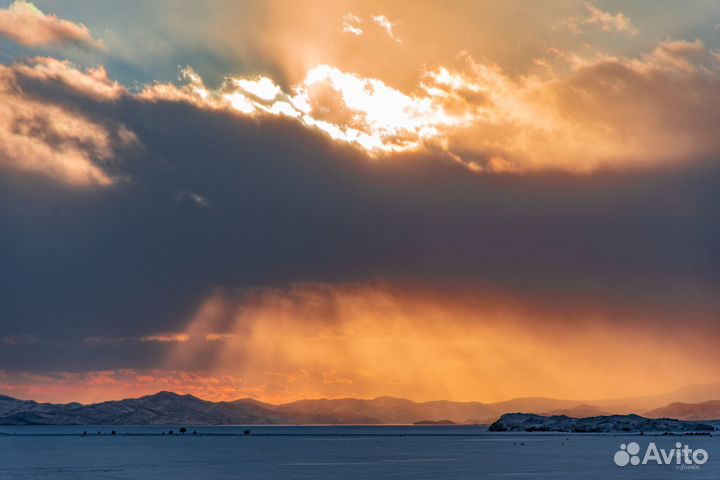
[154, 284, 720, 404]
[7, 283, 719, 405]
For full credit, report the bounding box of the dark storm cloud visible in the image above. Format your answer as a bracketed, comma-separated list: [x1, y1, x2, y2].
[0, 66, 719, 372]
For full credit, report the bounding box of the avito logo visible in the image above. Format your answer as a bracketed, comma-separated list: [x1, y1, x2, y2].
[614, 441, 709, 469]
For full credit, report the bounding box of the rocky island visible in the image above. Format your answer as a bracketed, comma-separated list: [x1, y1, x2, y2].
[489, 413, 716, 433]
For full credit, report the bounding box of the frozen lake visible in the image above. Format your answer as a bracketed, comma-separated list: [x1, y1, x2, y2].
[0, 426, 717, 479]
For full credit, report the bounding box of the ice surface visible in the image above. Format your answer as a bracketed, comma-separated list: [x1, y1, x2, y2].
[0, 426, 717, 479]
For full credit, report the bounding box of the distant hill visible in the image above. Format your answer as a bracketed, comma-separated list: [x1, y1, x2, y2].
[0, 392, 281, 426]
[0, 392, 500, 425]
[413, 420, 455, 425]
[592, 382, 720, 412]
[3, 386, 720, 426]
[276, 396, 498, 424]
[0, 392, 606, 426]
[645, 400, 720, 421]
[489, 413, 716, 433]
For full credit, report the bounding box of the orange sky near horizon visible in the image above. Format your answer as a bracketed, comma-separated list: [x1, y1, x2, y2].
[3, 283, 719, 405]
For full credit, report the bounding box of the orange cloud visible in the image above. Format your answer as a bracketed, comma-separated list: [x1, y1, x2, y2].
[140, 333, 191, 343]
[371, 15, 401, 42]
[13, 57, 123, 101]
[5, 31, 718, 186]
[0, 1, 104, 50]
[560, 2, 638, 35]
[341, 13, 363, 37]
[0, 57, 133, 186]
[5, 31, 720, 185]
[139, 39, 720, 174]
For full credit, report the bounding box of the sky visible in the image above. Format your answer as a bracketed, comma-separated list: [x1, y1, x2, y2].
[0, 0, 719, 404]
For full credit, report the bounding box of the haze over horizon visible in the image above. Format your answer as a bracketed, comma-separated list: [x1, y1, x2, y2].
[6, 381, 720, 411]
[1, 0, 720, 406]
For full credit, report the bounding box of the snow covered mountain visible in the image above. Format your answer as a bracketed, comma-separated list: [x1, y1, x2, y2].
[3, 390, 720, 426]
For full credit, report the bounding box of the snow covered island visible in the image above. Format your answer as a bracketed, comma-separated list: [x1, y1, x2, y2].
[489, 413, 716, 433]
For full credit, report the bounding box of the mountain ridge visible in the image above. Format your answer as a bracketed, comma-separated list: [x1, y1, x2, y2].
[645, 400, 720, 421]
[2, 388, 720, 425]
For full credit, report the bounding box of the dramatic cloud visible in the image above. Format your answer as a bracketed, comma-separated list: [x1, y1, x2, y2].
[0, 57, 133, 185]
[561, 2, 638, 35]
[1, 77, 718, 401]
[138, 40, 720, 173]
[448, 40, 720, 172]
[12, 56, 123, 101]
[1, 2, 719, 403]
[140, 65, 460, 154]
[0, 1, 104, 50]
